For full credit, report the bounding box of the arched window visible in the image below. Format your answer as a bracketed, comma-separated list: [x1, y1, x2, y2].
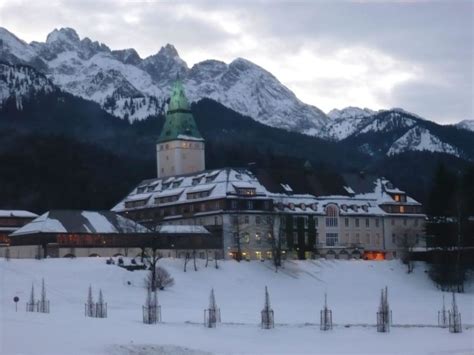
[325, 204, 339, 227]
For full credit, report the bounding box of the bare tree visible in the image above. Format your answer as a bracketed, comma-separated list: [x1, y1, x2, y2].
[448, 292, 462, 333]
[395, 227, 418, 273]
[146, 265, 174, 291]
[142, 249, 162, 291]
[438, 294, 448, 328]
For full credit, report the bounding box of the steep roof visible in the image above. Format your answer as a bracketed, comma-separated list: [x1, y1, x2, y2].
[10, 210, 150, 236]
[0, 210, 38, 218]
[157, 79, 203, 143]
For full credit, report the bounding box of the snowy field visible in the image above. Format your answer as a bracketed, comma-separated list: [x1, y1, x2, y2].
[1, 257, 473, 355]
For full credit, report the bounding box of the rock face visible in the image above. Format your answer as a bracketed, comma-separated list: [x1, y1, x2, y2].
[387, 126, 459, 157]
[0, 26, 471, 159]
[0, 27, 328, 131]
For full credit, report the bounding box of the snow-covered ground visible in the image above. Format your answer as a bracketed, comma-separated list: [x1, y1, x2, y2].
[1, 258, 473, 354]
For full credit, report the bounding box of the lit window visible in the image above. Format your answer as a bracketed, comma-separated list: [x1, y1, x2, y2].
[400, 206, 405, 213]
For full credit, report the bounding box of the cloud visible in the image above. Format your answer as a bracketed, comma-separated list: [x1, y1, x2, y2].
[0, 0, 471, 123]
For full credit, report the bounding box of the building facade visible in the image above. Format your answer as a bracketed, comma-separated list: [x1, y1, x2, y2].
[112, 80, 426, 261]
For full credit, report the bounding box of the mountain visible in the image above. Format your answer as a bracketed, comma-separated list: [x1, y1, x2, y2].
[387, 126, 459, 157]
[456, 119, 474, 132]
[0, 27, 328, 131]
[323, 107, 472, 159]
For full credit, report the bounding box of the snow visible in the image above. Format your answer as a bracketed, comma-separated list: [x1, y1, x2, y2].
[455, 120, 474, 132]
[0, 258, 473, 354]
[158, 225, 209, 234]
[0, 210, 38, 218]
[11, 212, 67, 236]
[387, 126, 460, 157]
[11, 211, 149, 236]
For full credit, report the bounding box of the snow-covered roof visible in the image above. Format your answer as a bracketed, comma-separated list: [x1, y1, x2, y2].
[10, 210, 150, 236]
[112, 168, 423, 216]
[112, 168, 271, 212]
[158, 225, 210, 234]
[0, 210, 38, 218]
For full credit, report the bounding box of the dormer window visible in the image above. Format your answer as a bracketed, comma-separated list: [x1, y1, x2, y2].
[147, 184, 157, 192]
[300, 203, 306, 211]
[289, 203, 295, 210]
[172, 180, 182, 188]
[137, 186, 146, 194]
[236, 188, 256, 196]
[310, 203, 318, 211]
[162, 183, 170, 190]
[341, 204, 348, 212]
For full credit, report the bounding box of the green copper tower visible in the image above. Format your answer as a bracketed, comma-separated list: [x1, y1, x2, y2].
[156, 79, 205, 178]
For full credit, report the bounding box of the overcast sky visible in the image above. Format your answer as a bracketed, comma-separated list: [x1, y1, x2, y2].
[0, 0, 472, 123]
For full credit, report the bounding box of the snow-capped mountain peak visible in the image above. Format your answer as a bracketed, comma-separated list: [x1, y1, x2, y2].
[455, 119, 474, 132]
[46, 27, 80, 45]
[387, 126, 459, 157]
[0, 27, 38, 64]
[327, 106, 376, 120]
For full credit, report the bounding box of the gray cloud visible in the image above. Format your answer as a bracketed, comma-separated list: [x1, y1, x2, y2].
[0, 0, 471, 123]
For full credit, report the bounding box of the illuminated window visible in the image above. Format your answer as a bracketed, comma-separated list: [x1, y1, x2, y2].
[394, 195, 400, 202]
[400, 206, 405, 213]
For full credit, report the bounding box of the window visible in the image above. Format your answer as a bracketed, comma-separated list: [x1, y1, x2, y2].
[247, 201, 254, 210]
[375, 218, 380, 228]
[345, 218, 349, 227]
[365, 218, 370, 228]
[394, 194, 400, 202]
[400, 206, 405, 213]
[365, 233, 370, 244]
[242, 233, 250, 243]
[231, 200, 238, 209]
[137, 186, 146, 194]
[325, 205, 339, 227]
[232, 215, 238, 225]
[266, 216, 273, 225]
[326, 233, 338, 246]
[237, 188, 256, 196]
[354, 233, 360, 244]
[256, 216, 261, 224]
[355, 218, 360, 228]
[244, 215, 249, 224]
[392, 233, 396, 243]
[233, 232, 239, 245]
[255, 232, 261, 244]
